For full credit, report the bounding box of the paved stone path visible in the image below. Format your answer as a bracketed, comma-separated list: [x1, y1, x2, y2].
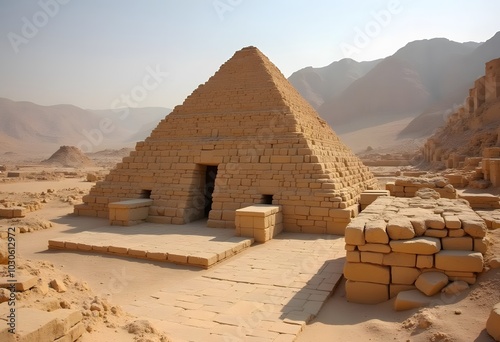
[46, 221, 345, 341]
[122, 233, 345, 342]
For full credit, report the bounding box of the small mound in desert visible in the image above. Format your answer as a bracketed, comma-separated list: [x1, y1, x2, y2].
[42, 146, 95, 168]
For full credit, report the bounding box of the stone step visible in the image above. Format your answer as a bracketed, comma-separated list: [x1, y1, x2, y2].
[48, 221, 254, 269]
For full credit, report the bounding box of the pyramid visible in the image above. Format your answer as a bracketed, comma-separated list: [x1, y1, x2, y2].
[75, 47, 378, 233]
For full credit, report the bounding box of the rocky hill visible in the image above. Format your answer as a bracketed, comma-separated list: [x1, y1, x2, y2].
[288, 58, 380, 109]
[41, 145, 96, 168]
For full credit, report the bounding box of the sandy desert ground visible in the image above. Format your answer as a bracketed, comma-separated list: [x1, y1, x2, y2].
[1, 166, 499, 342]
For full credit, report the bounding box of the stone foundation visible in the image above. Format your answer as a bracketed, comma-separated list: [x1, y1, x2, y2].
[344, 196, 487, 304]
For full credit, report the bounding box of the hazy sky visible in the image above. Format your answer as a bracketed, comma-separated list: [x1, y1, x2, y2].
[0, 0, 499, 110]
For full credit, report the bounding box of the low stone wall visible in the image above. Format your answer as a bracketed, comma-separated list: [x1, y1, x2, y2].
[344, 196, 487, 304]
[386, 177, 457, 199]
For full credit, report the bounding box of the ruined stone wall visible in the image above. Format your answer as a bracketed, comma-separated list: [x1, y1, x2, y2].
[423, 58, 500, 164]
[344, 196, 487, 304]
[486, 58, 500, 102]
[385, 177, 457, 199]
[75, 47, 377, 234]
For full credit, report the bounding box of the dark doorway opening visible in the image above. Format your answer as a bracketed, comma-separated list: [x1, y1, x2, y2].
[140, 189, 152, 199]
[262, 194, 274, 204]
[204, 165, 218, 217]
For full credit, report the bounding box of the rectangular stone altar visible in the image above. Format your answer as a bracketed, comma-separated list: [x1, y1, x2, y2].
[235, 204, 283, 242]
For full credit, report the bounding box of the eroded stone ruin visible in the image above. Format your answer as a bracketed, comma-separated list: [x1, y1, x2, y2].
[75, 46, 377, 233]
[344, 195, 487, 306]
[423, 58, 500, 188]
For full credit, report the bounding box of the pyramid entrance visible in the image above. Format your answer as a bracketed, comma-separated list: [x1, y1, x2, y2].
[203, 165, 218, 218]
[74, 46, 377, 234]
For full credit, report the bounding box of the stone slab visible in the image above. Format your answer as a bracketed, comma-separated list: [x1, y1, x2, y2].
[121, 232, 346, 341]
[390, 237, 441, 255]
[345, 280, 389, 304]
[0, 275, 38, 292]
[394, 290, 432, 311]
[47, 220, 254, 268]
[435, 250, 484, 273]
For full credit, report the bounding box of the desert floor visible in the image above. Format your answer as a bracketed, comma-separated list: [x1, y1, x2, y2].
[1, 174, 499, 341]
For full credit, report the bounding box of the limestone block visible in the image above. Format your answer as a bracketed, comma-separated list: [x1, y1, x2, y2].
[345, 244, 356, 251]
[346, 251, 360, 263]
[435, 250, 484, 273]
[146, 252, 167, 261]
[416, 255, 434, 269]
[168, 253, 188, 264]
[48, 240, 65, 249]
[425, 215, 445, 229]
[357, 243, 391, 253]
[387, 217, 415, 240]
[415, 272, 449, 296]
[108, 246, 128, 255]
[365, 219, 389, 244]
[441, 280, 469, 295]
[410, 218, 427, 236]
[390, 237, 441, 255]
[444, 215, 462, 229]
[441, 237, 473, 251]
[486, 303, 500, 341]
[394, 290, 432, 311]
[392, 267, 421, 285]
[345, 280, 389, 304]
[345, 218, 366, 246]
[390, 284, 416, 298]
[188, 253, 218, 268]
[343, 262, 390, 284]
[424, 229, 447, 238]
[360, 252, 384, 265]
[461, 219, 487, 238]
[360, 191, 390, 205]
[448, 229, 466, 237]
[382, 253, 416, 267]
[474, 238, 488, 254]
[0, 275, 38, 292]
[49, 279, 67, 293]
[5, 307, 83, 342]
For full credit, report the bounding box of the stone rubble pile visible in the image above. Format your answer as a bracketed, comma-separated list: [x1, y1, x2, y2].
[344, 196, 487, 307]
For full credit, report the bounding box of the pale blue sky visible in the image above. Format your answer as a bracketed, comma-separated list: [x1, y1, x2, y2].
[0, 0, 499, 110]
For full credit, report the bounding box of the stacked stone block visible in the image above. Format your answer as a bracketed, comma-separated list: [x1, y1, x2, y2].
[108, 199, 153, 226]
[235, 204, 283, 242]
[385, 177, 457, 199]
[75, 46, 377, 233]
[344, 196, 487, 304]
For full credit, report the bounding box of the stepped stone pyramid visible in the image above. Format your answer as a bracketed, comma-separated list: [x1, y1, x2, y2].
[75, 46, 378, 233]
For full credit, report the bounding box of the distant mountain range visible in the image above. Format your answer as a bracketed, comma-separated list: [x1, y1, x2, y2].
[1, 31, 499, 157]
[288, 31, 500, 138]
[0, 97, 170, 156]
